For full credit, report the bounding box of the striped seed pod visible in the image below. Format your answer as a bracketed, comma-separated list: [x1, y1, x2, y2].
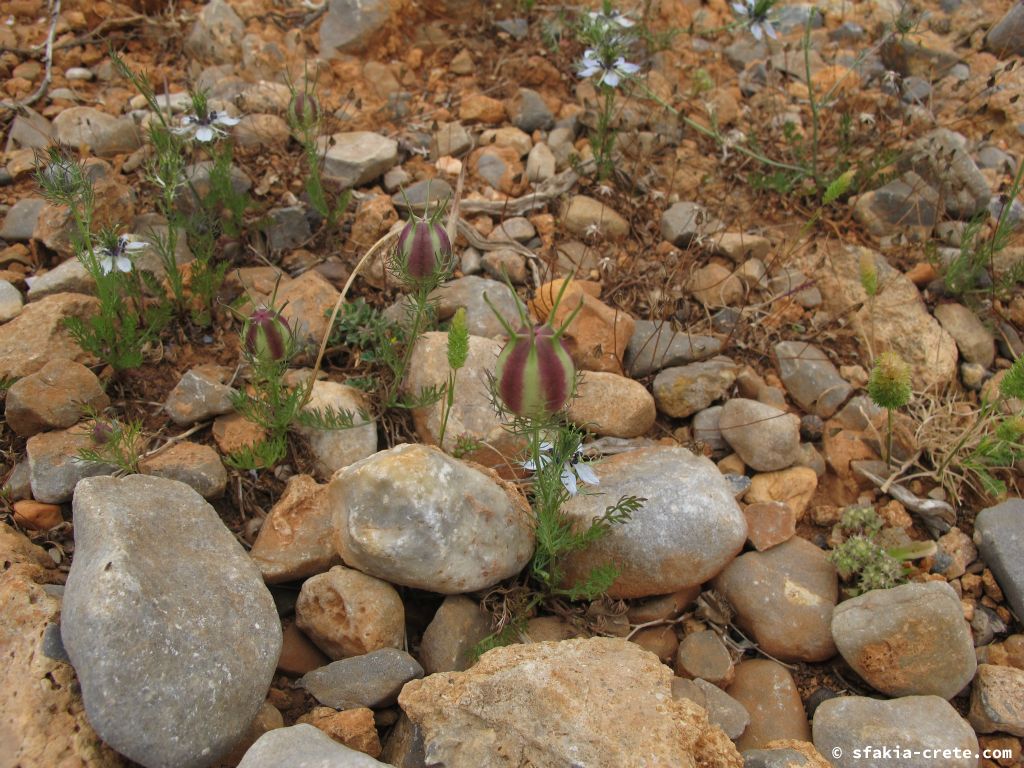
[288, 92, 319, 129]
[396, 218, 452, 283]
[495, 323, 576, 418]
[244, 307, 292, 364]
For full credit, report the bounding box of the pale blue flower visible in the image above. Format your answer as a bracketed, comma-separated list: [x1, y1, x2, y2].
[733, 0, 778, 41]
[92, 235, 147, 275]
[523, 441, 600, 497]
[174, 110, 240, 142]
[578, 49, 640, 88]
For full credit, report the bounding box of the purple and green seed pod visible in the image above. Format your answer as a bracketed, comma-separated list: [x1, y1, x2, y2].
[288, 92, 319, 127]
[495, 323, 575, 418]
[244, 307, 292, 363]
[397, 218, 452, 282]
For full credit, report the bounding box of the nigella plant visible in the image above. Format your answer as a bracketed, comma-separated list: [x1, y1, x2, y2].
[228, 285, 363, 471]
[173, 89, 240, 143]
[575, 1, 641, 181]
[383, 192, 456, 408]
[35, 147, 166, 370]
[284, 72, 352, 230]
[481, 277, 640, 616]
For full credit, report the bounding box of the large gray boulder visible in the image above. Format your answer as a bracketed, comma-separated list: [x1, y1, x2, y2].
[62, 476, 281, 768]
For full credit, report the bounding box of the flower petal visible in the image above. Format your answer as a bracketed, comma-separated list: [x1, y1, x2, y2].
[751, 22, 763, 40]
[123, 240, 148, 252]
[195, 126, 215, 142]
[560, 467, 578, 496]
[732, 2, 747, 13]
[575, 462, 600, 487]
[214, 114, 240, 127]
[616, 58, 641, 74]
[764, 20, 778, 39]
[603, 70, 621, 88]
[114, 256, 133, 272]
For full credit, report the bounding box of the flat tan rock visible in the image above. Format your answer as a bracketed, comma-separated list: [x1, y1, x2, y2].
[399, 637, 742, 768]
[0, 293, 99, 380]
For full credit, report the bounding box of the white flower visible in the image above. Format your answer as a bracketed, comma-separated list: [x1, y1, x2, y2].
[732, 0, 777, 41]
[588, 9, 635, 28]
[92, 235, 147, 275]
[578, 50, 640, 88]
[523, 441, 600, 497]
[174, 110, 240, 142]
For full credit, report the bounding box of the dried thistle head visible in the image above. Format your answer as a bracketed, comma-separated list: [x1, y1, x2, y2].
[868, 351, 912, 410]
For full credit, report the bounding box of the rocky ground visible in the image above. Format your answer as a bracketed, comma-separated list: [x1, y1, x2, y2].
[1, 0, 1024, 766]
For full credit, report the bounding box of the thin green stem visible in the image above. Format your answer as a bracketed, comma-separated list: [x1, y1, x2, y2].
[803, 16, 821, 194]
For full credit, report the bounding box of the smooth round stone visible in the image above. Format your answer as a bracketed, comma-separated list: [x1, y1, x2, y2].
[671, 678, 750, 740]
[568, 371, 656, 438]
[744, 466, 818, 520]
[296, 565, 405, 661]
[969, 664, 1024, 736]
[62, 476, 281, 768]
[830, 581, 976, 699]
[295, 380, 378, 481]
[773, 341, 853, 418]
[557, 446, 747, 599]
[675, 630, 734, 686]
[420, 596, 493, 674]
[812, 695, 979, 768]
[237, 724, 390, 767]
[330, 444, 534, 594]
[5, 358, 109, 437]
[299, 648, 424, 710]
[652, 359, 739, 418]
[728, 659, 810, 751]
[714, 537, 837, 663]
[719, 398, 802, 472]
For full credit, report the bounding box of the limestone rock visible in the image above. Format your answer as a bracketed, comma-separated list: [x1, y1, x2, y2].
[275, 271, 342, 349]
[27, 424, 118, 504]
[973, 499, 1024, 622]
[62, 475, 281, 768]
[812, 695, 978, 768]
[0, 293, 99, 380]
[568, 371, 656, 438]
[986, 2, 1024, 57]
[330, 444, 534, 594]
[295, 379, 378, 480]
[934, 302, 996, 368]
[624, 319, 722, 377]
[817, 245, 957, 389]
[398, 638, 743, 768]
[0, 524, 123, 767]
[661, 202, 724, 246]
[719, 398, 802, 472]
[830, 580, 976, 698]
[238, 724, 390, 768]
[558, 446, 747, 599]
[164, 365, 235, 426]
[562, 195, 630, 239]
[296, 565, 404, 660]
[714, 537, 838, 663]
[969, 664, 1024, 736]
[430, 276, 524, 339]
[296, 707, 382, 758]
[137, 441, 227, 499]
[5, 358, 108, 437]
[652, 358, 738, 418]
[320, 132, 399, 188]
[728, 660, 811, 751]
[404, 332, 521, 463]
[300, 648, 424, 709]
[250, 475, 340, 584]
[184, 0, 245, 64]
[52, 107, 142, 157]
[773, 341, 852, 418]
[419, 595, 493, 675]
